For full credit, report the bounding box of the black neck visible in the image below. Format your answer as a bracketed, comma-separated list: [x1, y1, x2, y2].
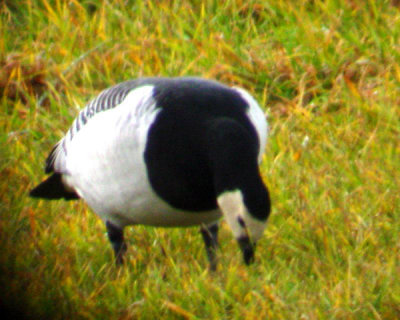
[206, 118, 270, 221]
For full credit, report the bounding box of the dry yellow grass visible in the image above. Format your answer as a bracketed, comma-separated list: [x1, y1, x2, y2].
[1, 0, 399, 319]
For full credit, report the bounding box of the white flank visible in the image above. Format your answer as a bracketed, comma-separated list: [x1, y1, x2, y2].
[233, 87, 268, 163]
[62, 85, 221, 228]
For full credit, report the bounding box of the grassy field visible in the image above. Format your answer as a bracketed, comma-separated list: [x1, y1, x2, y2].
[1, 0, 400, 318]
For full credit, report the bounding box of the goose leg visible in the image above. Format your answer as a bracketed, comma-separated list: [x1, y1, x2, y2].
[200, 223, 219, 271]
[106, 221, 127, 265]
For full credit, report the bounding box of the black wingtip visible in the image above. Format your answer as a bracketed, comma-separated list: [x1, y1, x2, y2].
[44, 143, 59, 174]
[30, 173, 79, 200]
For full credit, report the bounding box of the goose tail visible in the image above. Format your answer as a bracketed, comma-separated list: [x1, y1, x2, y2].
[30, 173, 79, 200]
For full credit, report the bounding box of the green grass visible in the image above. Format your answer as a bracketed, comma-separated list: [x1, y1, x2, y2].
[1, 0, 400, 318]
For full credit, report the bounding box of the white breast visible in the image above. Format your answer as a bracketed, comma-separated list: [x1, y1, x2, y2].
[62, 86, 220, 227]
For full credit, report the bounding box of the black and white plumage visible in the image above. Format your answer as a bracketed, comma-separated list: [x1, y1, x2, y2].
[30, 77, 271, 269]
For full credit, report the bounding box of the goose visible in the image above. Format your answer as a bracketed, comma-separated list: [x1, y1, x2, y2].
[30, 77, 271, 270]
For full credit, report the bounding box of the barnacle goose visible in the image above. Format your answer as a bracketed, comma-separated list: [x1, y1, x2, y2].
[30, 77, 271, 270]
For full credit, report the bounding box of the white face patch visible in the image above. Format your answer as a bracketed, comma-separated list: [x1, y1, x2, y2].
[217, 189, 266, 242]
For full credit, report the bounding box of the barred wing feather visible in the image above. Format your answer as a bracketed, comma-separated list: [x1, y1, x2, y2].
[45, 80, 144, 174]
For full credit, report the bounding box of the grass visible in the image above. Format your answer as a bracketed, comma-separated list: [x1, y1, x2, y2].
[1, 0, 400, 318]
